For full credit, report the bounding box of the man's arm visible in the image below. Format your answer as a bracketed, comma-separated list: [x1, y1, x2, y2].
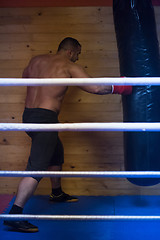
[70, 64, 112, 94]
[70, 64, 132, 95]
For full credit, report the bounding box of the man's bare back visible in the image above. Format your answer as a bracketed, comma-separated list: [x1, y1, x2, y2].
[23, 39, 112, 113]
[23, 54, 79, 113]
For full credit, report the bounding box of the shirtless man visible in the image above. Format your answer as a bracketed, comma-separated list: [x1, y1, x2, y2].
[4, 37, 132, 233]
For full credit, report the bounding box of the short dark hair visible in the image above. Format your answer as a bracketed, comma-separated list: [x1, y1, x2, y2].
[58, 37, 81, 52]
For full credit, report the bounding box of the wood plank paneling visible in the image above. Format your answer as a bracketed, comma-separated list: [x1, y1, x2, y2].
[0, 0, 159, 8]
[0, 6, 160, 196]
[0, 0, 113, 8]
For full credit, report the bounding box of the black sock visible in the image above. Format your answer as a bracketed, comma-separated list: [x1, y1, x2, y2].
[9, 204, 23, 214]
[52, 187, 63, 196]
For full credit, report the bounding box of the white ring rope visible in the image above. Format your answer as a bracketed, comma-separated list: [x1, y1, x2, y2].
[1, 171, 160, 178]
[0, 122, 160, 132]
[1, 214, 160, 221]
[1, 77, 160, 86]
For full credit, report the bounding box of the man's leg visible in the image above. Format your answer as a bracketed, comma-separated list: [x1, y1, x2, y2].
[49, 165, 62, 189]
[14, 177, 38, 208]
[49, 165, 78, 203]
[4, 177, 39, 232]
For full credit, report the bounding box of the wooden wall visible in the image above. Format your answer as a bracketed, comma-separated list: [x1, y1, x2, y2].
[0, 6, 160, 196]
[0, 0, 158, 7]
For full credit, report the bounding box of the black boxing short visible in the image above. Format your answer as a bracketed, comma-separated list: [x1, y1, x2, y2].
[22, 107, 64, 182]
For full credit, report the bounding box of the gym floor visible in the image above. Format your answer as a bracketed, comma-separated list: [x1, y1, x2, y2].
[1, 195, 160, 240]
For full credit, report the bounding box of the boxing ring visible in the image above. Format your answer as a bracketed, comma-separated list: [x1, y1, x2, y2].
[1, 77, 160, 224]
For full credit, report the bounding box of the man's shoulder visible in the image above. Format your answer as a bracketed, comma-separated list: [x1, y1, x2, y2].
[29, 54, 56, 67]
[68, 62, 90, 78]
[30, 54, 50, 61]
[69, 62, 84, 71]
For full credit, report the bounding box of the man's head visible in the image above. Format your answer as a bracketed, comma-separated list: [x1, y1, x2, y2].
[57, 37, 81, 62]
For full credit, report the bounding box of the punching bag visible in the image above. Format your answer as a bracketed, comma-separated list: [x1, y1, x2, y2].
[113, 0, 160, 186]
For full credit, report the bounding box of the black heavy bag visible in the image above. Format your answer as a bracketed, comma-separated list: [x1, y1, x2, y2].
[113, 0, 160, 186]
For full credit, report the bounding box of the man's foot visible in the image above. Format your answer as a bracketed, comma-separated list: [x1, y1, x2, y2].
[49, 192, 78, 203]
[3, 220, 39, 233]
